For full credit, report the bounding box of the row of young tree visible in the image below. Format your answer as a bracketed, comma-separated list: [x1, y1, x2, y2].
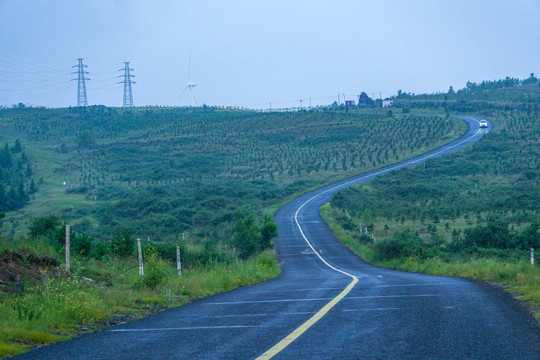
[329, 109, 540, 260]
[1, 106, 462, 241]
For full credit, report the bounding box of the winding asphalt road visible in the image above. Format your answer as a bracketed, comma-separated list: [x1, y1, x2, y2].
[16, 116, 539, 359]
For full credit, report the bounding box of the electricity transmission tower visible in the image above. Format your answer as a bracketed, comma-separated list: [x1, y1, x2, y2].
[118, 62, 135, 107]
[71, 58, 89, 107]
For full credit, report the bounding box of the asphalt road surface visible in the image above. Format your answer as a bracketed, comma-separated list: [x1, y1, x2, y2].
[16, 116, 539, 359]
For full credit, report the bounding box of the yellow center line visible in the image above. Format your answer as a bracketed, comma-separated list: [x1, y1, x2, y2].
[255, 277, 357, 359]
[256, 186, 358, 359]
[256, 119, 484, 359]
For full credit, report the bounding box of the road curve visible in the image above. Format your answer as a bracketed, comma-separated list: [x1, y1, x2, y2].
[16, 116, 539, 359]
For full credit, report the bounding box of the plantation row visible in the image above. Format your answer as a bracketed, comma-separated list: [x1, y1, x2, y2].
[0, 108, 464, 242]
[326, 109, 540, 261]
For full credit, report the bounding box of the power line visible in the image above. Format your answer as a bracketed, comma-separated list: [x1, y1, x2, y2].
[0, 200, 37, 219]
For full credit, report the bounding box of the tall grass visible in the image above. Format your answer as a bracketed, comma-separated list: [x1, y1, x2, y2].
[0, 249, 279, 358]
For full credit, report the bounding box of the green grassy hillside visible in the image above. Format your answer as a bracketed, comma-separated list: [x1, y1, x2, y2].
[322, 107, 540, 319]
[0, 106, 466, 356]
[0, 107, 464, 244]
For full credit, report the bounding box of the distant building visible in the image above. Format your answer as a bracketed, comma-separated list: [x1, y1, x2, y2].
[345, 100, 355, 107]
[382, 99, 393, 108]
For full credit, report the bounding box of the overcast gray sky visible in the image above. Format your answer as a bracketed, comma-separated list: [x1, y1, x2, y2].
[0, 0, 539, 108]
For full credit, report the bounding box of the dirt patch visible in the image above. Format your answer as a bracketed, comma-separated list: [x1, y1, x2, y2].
[0, 251, 60, 293]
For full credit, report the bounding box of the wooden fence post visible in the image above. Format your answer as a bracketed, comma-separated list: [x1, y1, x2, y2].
[65, 224, 70, 273]
[177, 246, 182, 277]
[137, 238, 144, 277]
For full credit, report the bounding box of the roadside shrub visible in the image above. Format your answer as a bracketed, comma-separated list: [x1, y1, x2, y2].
[464, 218, 511, 249]
[354, 233, 373, 244]
[143, 243, 167, 290]
[0, 213, 6, 256]
[373, 229, 430, 260]
[14, 294, 44, 321]
[72, 234, 92, 257]
[260, 215, 278, 250]
[513, 223, 540, 250]
[91, 240, 109, 260]
[28, 215, 61, 241]
[230, 210, 260, 259]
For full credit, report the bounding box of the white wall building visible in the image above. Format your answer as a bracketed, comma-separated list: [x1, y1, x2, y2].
[382, 99, 393, 108]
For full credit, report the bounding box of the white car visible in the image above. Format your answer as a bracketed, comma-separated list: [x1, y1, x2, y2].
[479, 120, 488, 128]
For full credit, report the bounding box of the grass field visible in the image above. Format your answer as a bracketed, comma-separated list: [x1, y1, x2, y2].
[0, 236, 279, 357]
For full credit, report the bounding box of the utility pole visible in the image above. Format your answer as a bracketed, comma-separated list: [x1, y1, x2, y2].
[71, 58, 89, 107]
[118, 62, 136, 107]
[300, 99, 303, 111]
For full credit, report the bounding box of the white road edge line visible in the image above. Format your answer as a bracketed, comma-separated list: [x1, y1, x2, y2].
[206, 294, 441, 306]
[109, 325, 259, 332]
[256, 118, 485, 359]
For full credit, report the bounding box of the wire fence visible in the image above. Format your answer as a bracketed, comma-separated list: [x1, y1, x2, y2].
[0, 199, 184, 279]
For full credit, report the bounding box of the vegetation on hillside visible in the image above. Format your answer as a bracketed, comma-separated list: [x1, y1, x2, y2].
[0, 217, 279, 357]
[0, 106, 466, 357]
[321, 107, 540, 319]
[0, 139, 38, 210]
[391, 73, 540, 113]
[0, 107, 463, 245]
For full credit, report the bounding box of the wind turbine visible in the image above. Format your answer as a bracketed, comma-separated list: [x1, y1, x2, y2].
[180, 53, 197, 106]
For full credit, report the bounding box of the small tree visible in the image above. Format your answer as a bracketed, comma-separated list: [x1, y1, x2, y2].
[143, 242, 167, 289]
[231, 210, 260, 259]
[260, 215, 278, 250]
[92, 240, 109, 260]
[12, 138, 22, 153]
[72, 233, 93, 257]
[29, 215, 61, 241]
[111, 230, 134, 257]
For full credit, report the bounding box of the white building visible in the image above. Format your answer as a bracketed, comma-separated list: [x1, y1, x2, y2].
[382, 99, 393, 108]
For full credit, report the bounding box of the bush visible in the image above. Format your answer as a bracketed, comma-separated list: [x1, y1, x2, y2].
[72, 234, 92, 257]
[513, 223, 540, 250]
[354, 233, 373, 244]
[373, 229, 431, 260]
[142, 243, 167, 290]
[260, 215, 278, 250]
[91, 240, 109, 260]
[110, 230, 134, 257]
[463, 218, 511, 249]
[230, 210, 261, 259]
[28, 215, 61, 241]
